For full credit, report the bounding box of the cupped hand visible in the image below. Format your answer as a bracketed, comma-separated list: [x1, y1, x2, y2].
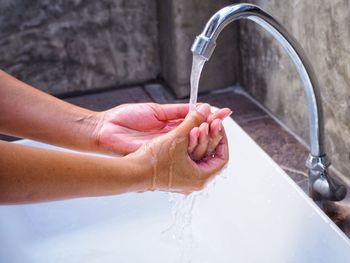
[93, 103, 231, 155]
[188, 118, 224, 161]
[128, 104, 229, 194]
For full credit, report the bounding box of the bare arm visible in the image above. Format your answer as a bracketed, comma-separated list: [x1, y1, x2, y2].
[0, 106, 228, 204]
[0, 70, 99, 152]
[0, 70, 231, 156]
[0, 140, 151, 204]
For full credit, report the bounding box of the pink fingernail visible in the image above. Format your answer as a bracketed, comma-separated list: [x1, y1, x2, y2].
[225, 110, 233, 118]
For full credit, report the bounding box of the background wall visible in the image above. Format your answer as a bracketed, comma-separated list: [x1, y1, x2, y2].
[0, 0, 159, 95]
[157, 0, 240, 98]
[240, 0, 350, 179]
[0, 0, 240, 97]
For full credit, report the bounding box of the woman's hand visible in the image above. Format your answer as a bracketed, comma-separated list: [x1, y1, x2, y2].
[128, 104, 229, 194]
[188, 117, 225, 161]
[0, 70, 230, 161]
[92, 103, 231, 155]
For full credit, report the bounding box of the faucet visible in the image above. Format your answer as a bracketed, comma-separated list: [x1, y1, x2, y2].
[191, 3, 347, 202]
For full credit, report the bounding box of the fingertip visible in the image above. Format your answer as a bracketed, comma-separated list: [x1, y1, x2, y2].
[209, 118, 222, 137]
[208, 108, 232, 123]
[176, 104, 209, 135]
[218, 119, 223, 132]
[191, 122, 210, 161]
[220, 108, 233, 118]
[222, 108, 233, 116]
[199, 122, 209, 137]
[196, 103, 211, 119]
[188, 127, 199, 153]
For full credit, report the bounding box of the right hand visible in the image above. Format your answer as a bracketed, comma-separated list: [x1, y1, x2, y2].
[130, 104, 229, 194]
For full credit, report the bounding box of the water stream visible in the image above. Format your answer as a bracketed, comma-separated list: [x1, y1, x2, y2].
[166, 54, 208, 263]
[189, 54, 206, 111]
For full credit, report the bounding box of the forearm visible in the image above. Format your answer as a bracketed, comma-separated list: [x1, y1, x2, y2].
[0, 140, 152, 204]
[0, 70, 99, 152]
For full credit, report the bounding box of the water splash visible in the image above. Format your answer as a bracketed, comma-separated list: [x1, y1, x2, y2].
[165, 171, 228, 263]
[167, 193, 197, 263]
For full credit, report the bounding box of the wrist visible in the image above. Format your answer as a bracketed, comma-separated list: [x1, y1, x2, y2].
[80, 110, 106, 153]
[123, 149, 154, 192]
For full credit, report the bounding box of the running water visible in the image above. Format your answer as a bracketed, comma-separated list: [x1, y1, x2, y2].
[166, 173, 228, 263]
[189, 54, 206, 112]
[164, 54, 208, 263]
[167, 193, 198, 263]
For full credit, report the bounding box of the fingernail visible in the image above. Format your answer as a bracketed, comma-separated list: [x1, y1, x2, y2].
[205, 123, 209, 135]
[219, 110, 232, 120]
[218, 120, 222, 132]
[196, 104, 210, 117]
[225, 110, 233, 117]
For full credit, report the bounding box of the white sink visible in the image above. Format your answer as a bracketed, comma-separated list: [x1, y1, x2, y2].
[1, 117, 350, 263]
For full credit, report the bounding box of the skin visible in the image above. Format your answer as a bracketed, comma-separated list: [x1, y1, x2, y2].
[0, 70, 98, 153]
[131, 108, 229, 194]
[0, 70, 230, 204]
[94, 103, 231, 156]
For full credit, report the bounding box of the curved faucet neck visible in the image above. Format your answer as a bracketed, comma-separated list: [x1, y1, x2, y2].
[191, 3, 324, 157]
[192, 3, 347, 202]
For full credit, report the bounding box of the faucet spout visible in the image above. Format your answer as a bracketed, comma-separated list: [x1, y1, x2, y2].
[192, 3, 347, 201]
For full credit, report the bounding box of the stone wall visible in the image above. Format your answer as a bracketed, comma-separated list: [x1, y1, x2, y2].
[240, 0, 350, 179]
[0, 0, 159, 95]
[157, 0, 240, 98]
[0, 0, 240, 98]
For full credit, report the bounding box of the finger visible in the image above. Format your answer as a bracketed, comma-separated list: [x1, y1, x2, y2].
[207, 108, 232, 123]
[191, 122, 209, 161]
[197, 128, 229, 175]
[156, 103, 189, 121]
[207, 119, 223, 154]
[173, 103, 210, 136]
[188, 127, 199, 153]
[213, 125, 228, 159]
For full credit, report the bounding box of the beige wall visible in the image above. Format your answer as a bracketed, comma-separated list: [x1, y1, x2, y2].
[240, 0, 350, 179]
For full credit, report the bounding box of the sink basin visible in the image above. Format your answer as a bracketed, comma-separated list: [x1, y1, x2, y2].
[1, 116, 350, 263]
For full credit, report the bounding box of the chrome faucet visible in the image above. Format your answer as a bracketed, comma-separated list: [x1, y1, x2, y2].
[191, 3, 347, 202]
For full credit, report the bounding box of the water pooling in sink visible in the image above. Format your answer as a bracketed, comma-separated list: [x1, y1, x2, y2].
[165, 54, 209, 263]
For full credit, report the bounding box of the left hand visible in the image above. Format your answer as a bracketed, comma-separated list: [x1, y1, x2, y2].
[92, 103, 231, 155]
[126, 103, 229, 194]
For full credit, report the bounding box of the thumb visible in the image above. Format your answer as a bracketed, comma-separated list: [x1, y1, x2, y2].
[174, 103, 211, 136]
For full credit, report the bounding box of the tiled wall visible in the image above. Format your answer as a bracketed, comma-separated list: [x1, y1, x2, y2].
[240, 0, 350, 181]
